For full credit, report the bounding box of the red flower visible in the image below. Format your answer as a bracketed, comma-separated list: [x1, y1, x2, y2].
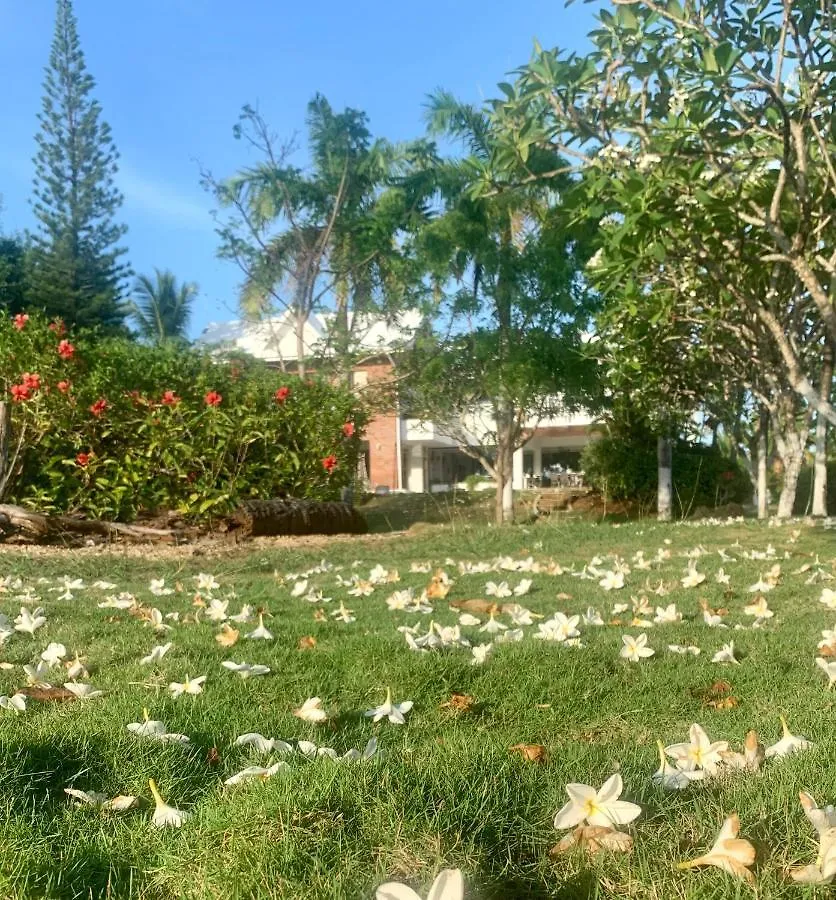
[57, 339, 75, 360]
[322, 454, 338, 474]
[204, 390, 222, 407]
[57, 380, 71, 393]
[76, 452, 92, 467]
[721, 470, 735, 482]
[274, 386, 291, 403]
[10, 383, 30, 403]
[161, 390, 180, 406]
[89, 397, 108, 417]
[342, 422, 355, 438]
[21, 372, 41, 391]
[13, 313, 28, 330]
[49, 320, 66, 335]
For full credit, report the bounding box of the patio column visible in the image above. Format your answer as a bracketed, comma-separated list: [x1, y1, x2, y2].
[512, 447, 524, 489]
[406, 445, 425, 493]
[533, 445, 543, 477]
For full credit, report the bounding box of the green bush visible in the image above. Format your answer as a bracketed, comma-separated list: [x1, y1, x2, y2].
[581, 420, 751, 516]
[0, 312, 365, 520]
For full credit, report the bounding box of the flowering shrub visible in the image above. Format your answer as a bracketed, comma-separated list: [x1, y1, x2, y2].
[0, 313, 365, 521]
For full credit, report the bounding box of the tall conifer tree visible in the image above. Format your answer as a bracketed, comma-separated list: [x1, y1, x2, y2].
[29, 0, 128, 330]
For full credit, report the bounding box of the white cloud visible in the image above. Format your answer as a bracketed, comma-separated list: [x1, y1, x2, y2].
[117, 163, 212, 231]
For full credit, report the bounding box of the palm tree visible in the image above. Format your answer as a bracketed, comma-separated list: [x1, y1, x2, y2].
[216, 97, 420, 377]
[129, 269, 197, 344]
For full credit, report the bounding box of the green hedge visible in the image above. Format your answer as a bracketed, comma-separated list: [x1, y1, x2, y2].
[581, 422, 751, 516]
[0, 313, 365, 520]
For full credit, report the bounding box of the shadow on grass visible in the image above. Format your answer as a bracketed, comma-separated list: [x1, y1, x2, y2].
[20, 850, 153, 900]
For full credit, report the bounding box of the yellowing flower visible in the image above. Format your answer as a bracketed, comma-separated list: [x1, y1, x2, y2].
[677, 814, 755, 884]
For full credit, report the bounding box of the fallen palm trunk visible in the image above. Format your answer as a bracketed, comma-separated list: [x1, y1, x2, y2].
[0, 497, 368, 545]
[226, 498, 368, 537]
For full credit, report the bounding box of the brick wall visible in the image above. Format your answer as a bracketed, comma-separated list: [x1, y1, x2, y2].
[354, 361, 400, 490]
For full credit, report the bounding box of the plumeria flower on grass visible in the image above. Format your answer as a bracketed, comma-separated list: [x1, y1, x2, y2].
[668, 645, 701, 656]
[711, 642, 740, 664]
[63, 682, 104, 700]
[147, 609, 172, 634]
[127, 710, 190, 744]
[65, 654, 89, 680]
[599, 571, 625, 591]
[816, 657, 836, 688]
[765, 716, 813, 758]
[677, 814, 756, 884]
[245, 614, 273, 640]
[790, 792, 836, 884]
[221, 661, 270, 679]
[652, 740, 704, 790]
[168, 676, 207, 699]
[665, 724, 728, 775]
[485, 581, 512, 599]
[141, 643, 172, 666]
[149, 579, 174, 597]
[148, 779, 190, 828]
[552, 773, 641, 854]
[65, 788, 138, 811]
[41, 642, 67, 666]
[224, 762, 289, 786]
[234, 733, 293, 755]
[0, 693, 26, 713]
[744, 596, 773, 619]
[365, 688, 413, 725]
[195, 573, 220, 593]
[471, 643, 492, 666]
[294, 697, 329, 723]
[15, 607, 47, 636]
[24, 660, 52, 687]
[376, 869, 464, 900]
[620, 633, 654, 662]
[681, 566, 705, 589]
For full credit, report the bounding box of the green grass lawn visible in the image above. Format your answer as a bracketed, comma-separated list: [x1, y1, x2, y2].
[0, 517, 835, 899]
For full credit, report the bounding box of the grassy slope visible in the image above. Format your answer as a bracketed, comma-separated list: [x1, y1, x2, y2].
[0, 518, 834, 899]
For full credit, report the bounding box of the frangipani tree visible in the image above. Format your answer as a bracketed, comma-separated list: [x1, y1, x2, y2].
[492, 0, 836, 515]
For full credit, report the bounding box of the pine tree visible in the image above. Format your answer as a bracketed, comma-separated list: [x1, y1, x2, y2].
[28, 0, 128, 331]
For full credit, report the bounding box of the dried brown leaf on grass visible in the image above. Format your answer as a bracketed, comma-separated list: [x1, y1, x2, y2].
[439, 693, 475, 713]
[509, 744, 548, 763]
[19, 685, 78, 702]
[215, 624, 239, 647]
[550, 825, 633, 855]
[298, 636, 317, 650]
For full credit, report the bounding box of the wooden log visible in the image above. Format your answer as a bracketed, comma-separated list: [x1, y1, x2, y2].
[229, 498, 368, 537]
[0, 503, 192, 545]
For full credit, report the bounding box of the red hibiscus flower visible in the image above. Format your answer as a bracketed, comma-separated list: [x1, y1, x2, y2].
[10, 383, 30, 403]
[342, 422, 355, 438]
[21, 372, 41, 391]
[161, 390, 180, 406]
[13, 313, 28, 330]
[57, 380, 71, 393]
[274, 386, 291, 403]
[57, 339, 75, 360]
[89, 397, 108, 417]
[204, 390, 222, 407]
[76, 452, 92, 467]
[49, 320, 66, 336]
[322, 454, 338, 474]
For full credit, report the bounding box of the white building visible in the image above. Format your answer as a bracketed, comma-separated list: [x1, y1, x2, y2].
[198, 311, 597, 492]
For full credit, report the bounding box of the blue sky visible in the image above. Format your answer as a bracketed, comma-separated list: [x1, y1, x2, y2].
[0, 0, 599, 337]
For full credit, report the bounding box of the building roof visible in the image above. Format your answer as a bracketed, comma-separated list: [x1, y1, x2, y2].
[197, 309, 423, 363]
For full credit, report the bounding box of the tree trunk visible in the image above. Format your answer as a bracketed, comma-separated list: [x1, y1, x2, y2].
[772, 395, 812, 519]
[494, 468, 506, 526]
[777, 449, 804, 519]
[0, 402, 10, 502]
[502, 472, 514, 523]
[813, 343, 833, 517]
[296, 307, 306, 378]
[657, 435, 673, 521]
[756, 407, 769, 520]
